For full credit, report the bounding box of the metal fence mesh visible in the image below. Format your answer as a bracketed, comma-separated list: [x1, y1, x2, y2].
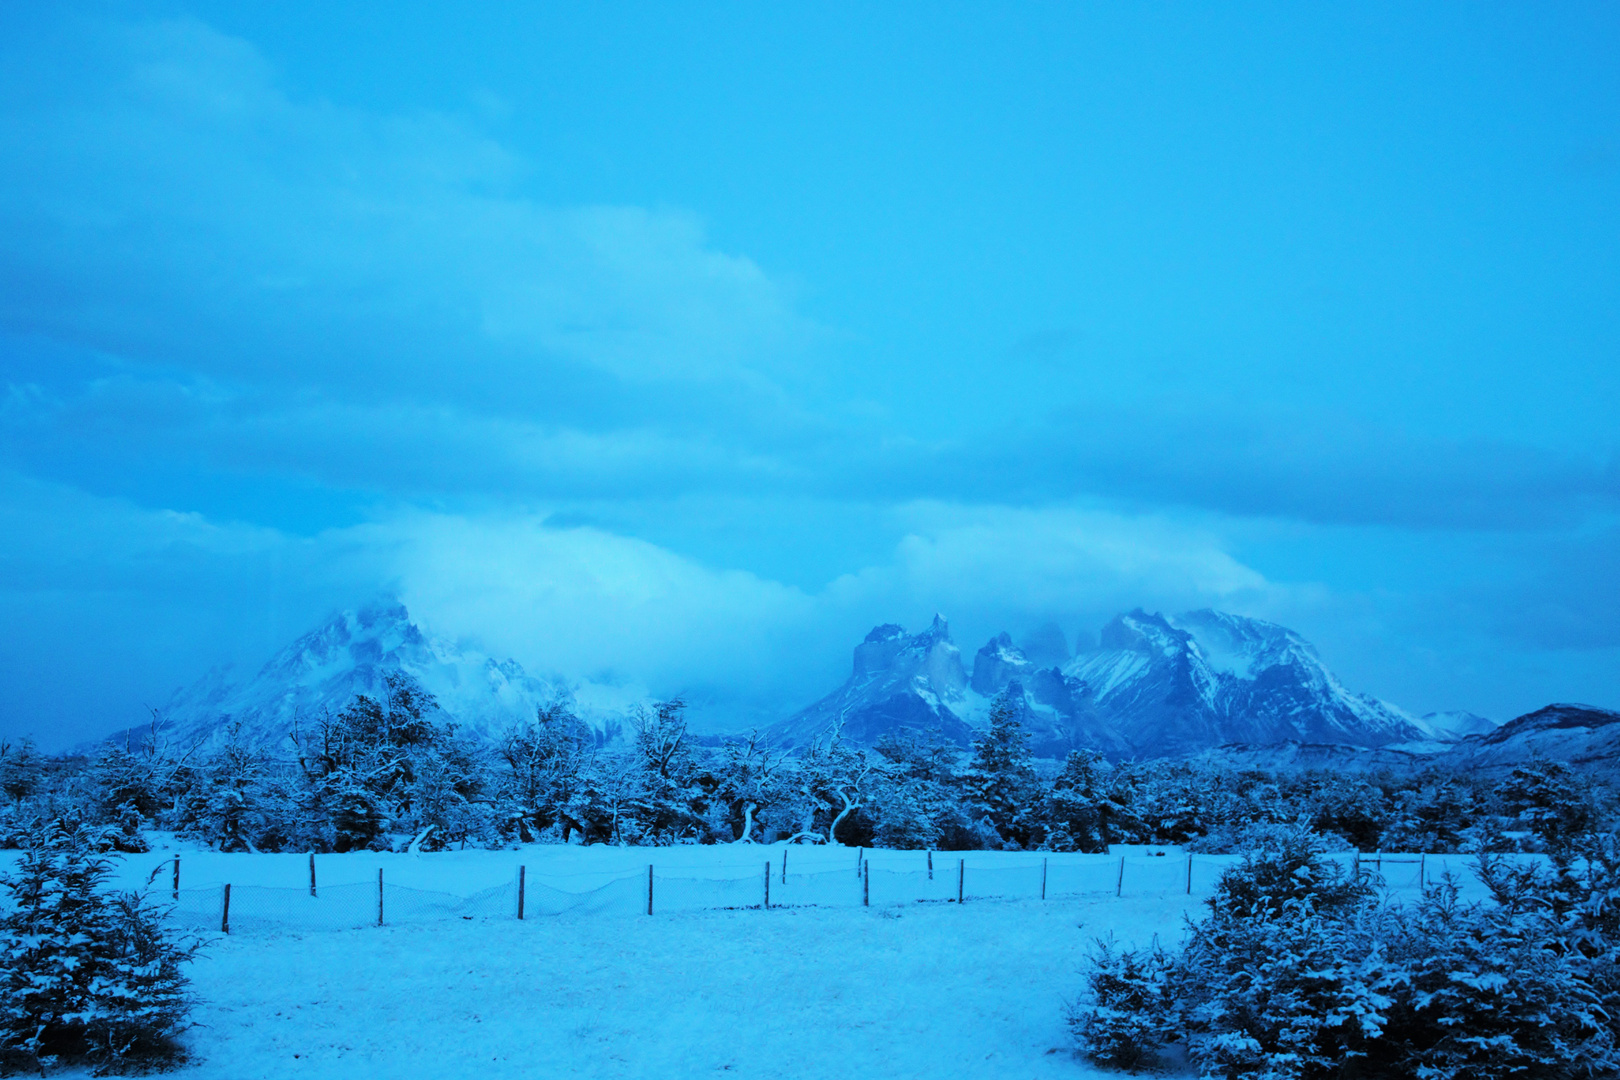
[153, 848, 1508, 935]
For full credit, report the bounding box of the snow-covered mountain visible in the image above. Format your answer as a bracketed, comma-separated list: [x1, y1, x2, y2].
[127, 598, 610, 753]
[1442, 703, 1620, 776]
[971, 609, 1429, 758]
[765, 616, 978, 748]
[1419, 710, 1500, 739]
[776, 608, 1432, 758]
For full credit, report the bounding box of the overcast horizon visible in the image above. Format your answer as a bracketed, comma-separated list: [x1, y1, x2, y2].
[3, 2, 1618, 749]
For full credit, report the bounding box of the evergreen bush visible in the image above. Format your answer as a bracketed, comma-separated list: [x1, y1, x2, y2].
[1070, 828, 1620, 1079]
[0, 822, 198, 1075]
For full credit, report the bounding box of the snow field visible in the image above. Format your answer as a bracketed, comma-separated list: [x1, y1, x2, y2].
[179, 893, 1204, 1080]
[1, 842, 1514, 1078]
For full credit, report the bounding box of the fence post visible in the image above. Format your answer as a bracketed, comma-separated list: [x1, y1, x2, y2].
[927, 850, 933, 880]
[309, 852, 317, 898]
[172, 854, 180, 901]
[957, 859, 964, 904]
[781, 846, 788, 885]
[518, 865, 526, 920]
[220, 883, 231, 934]
[647, 864, 654, 916]
[764, 860, 771, 909]
[1041, 858, 1047, 901]
[1353, 850, 1361, 878]
[1186, 852, 1193, 895]
[856, 847, 863, 876]
[863, 862, 870, 907]
[1116, 855, 1125, 898]
[1420, 854, 1426, 889]
[377, 868, 384, 926]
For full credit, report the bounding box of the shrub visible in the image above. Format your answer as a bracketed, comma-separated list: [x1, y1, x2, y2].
[1070, 828, 1620, 1079]
[0, 822, 199, 1074]
[1377, 880, 1610, 1080]
[1068, 936, 1176, 1071]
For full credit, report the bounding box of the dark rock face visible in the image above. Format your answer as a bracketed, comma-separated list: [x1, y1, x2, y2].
[767, 615, 976, 747]
[1479, 703, 1620, 742]
[970, 633, 1033, 697]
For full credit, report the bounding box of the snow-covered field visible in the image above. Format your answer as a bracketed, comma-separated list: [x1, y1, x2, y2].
[4, 841, 1489, 1079]
[181, 892, 1191, 1079]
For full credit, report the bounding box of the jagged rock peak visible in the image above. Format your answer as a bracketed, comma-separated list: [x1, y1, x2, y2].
[953, 607, 1427, 759]
[769, 615, 973, 748]
[1420, 710, 1499, 740]
[971, 632, 1034, 697]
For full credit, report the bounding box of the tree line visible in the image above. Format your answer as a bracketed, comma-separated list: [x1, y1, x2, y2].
[0, 673, 1611, 857]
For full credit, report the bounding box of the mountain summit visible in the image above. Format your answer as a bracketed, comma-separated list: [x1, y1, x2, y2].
[139, 598, 585, 752]
[777, 608, 1432, 758]
[1046, 609, 1427, 757]
[765, 615, 976, 747]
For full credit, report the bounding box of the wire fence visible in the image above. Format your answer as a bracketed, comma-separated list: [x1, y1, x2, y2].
[156, 847, 1501, 935]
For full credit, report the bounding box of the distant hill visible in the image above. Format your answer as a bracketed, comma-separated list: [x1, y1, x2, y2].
[1440, 703, 1620, 777]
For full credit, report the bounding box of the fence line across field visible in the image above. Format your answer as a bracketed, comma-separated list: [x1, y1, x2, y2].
[156, 847, 1501, 935]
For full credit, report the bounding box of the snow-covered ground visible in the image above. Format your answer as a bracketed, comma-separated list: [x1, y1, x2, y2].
[3, 841, 1494, 1079]
[180, 893, 1185, 1079]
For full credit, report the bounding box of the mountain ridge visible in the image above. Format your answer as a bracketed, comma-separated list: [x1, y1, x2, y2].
[775, 608, 1447, 758]
[125, 598, 613, 753]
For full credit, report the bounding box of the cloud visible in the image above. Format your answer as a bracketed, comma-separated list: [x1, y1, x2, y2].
[828, 502, 1275, 629]
[0, 16, 812, 407]
[362, 510, 820, 696]
[1464, 523, 1620, 652]
[370, 502, 1282, 702]
[2, 14, 1612, 537]
[913, 403, 1619, 531]
[0, 471, 349, 746]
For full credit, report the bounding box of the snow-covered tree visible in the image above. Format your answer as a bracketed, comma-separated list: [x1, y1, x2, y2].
[173, 723, 290, 852]
[708, 731, 788, 842]
[496, 702, 595, 842]
[960, 690, 1042, 849]
[1047, 750, 1138, 853]
[0, 822, 198, 1073]
[622, 699, 708, 843]
[290, 672, 491, 851]
[791, 722, 875, 846]
[1498, 759, 1597, 852]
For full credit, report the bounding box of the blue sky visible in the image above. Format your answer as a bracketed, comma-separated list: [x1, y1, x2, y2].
[2, 2, 1617, 746]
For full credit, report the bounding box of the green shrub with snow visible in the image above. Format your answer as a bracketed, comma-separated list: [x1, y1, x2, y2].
[0, 822, 199, 1075]
[1070, 828, 1620, 1079]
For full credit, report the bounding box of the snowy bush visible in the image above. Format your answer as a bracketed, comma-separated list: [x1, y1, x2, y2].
[0, 822, 198, 1075]
[1070, 829, 1620, 1079]
[1376, 879, 1611, 1079]
[1068, 936, 1176, 1071]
